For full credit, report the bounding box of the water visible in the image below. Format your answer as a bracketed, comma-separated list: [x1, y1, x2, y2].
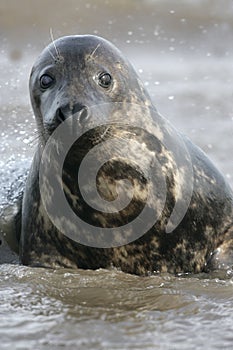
[1, 266, 233, 350]
[0, 0, 233, 349]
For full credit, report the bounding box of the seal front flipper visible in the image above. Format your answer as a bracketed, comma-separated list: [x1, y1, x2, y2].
[206, 225, 233, 271]
[0, 161, 29, 263]
[0, 197, 22, 262]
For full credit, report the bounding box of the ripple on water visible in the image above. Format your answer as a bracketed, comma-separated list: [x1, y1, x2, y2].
[1, 265, 233, 349]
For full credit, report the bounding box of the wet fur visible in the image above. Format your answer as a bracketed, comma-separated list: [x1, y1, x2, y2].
[16, 35, 233, 275]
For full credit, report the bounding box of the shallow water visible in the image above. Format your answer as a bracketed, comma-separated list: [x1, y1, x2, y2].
[0, 0, 233, 349]
[1, 266, 233, 350]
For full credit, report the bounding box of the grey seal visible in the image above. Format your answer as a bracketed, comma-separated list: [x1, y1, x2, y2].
[1, 35, 233, 275]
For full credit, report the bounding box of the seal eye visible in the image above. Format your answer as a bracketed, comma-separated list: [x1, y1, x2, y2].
[98, 72, 112, 88]
[40, 74, 54, 89]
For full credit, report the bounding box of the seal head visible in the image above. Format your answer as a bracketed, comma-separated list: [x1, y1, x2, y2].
[29, 35, 152, 144]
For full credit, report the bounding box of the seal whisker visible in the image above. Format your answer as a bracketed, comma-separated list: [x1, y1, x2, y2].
[29, 133, 40, 147]
[47, 46, 56, 61]
[88, 43, 101, 60]
[36, 119, 50, 147]
[100, 126, 111, 140]
[50, 28, 60, 59]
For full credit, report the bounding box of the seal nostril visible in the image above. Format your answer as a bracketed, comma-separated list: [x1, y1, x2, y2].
[55, 104, 88, 125]
[79, 107, 89, 124]
[56, 108, 66, 123]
